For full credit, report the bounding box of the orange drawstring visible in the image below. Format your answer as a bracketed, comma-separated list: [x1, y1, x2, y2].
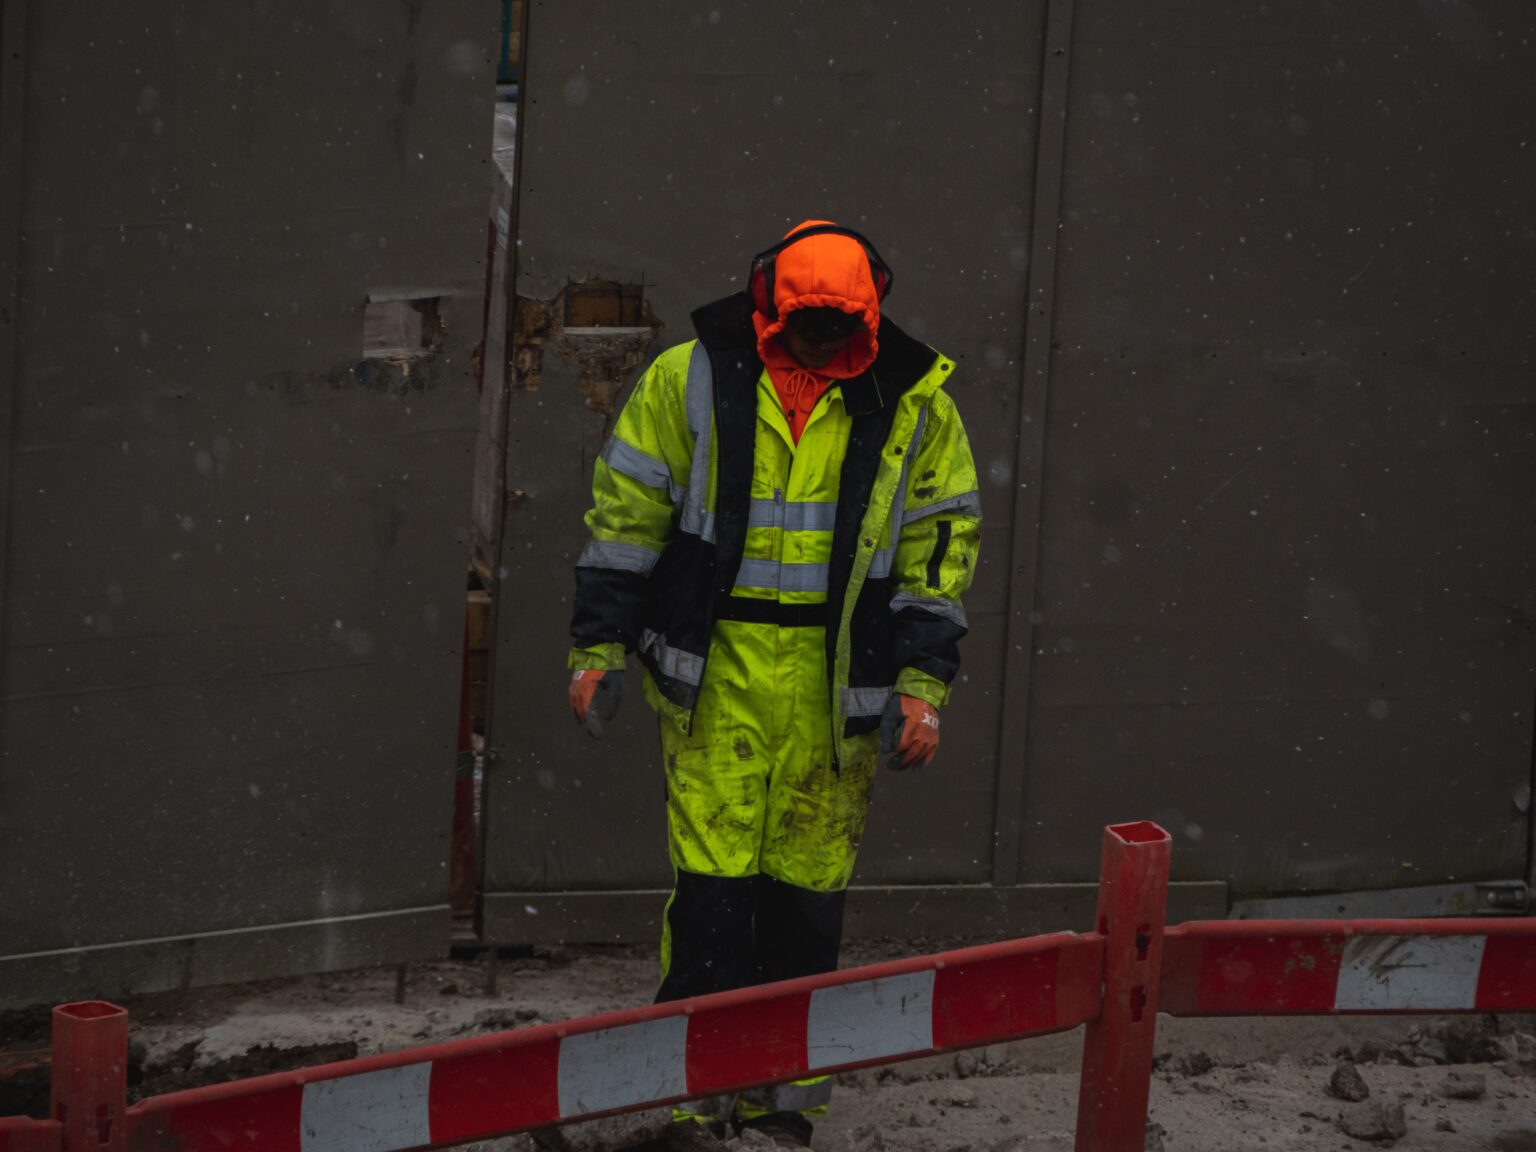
[770, 365, 831, 444]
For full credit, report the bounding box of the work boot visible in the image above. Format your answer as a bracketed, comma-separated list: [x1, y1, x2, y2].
[735, 1112, 813, 1148]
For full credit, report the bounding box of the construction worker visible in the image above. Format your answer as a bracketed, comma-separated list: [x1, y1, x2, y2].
[566, 220, 981, 1148]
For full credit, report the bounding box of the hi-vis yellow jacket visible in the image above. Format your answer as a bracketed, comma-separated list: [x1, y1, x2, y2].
[569, 292, 980, 767]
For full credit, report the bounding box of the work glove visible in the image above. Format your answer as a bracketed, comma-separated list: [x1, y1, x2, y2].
[569, 669, 623, 738]
[879, 693, 940, 771]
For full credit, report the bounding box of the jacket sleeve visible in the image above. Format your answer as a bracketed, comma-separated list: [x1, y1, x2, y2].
[888, 389, 982, 707]
[568, 345, 695, 669]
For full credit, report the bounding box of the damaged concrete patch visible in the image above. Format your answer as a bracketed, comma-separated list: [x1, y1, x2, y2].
[254, 291, 454, 397]
[344, 291, 453, 392]
[363, 295, 446, 360]
[512, 294, 557, 392]
[256, 355, 448, 397]
[513, 279, 662, 431]
[336, 355, 447, 394]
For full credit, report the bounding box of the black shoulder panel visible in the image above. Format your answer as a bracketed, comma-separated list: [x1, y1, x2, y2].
[691, 292, 758, 352]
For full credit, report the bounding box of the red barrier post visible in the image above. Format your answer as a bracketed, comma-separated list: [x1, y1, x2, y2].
[1075, 822, 1171, 1152]
[51, 1004, 127, 1152]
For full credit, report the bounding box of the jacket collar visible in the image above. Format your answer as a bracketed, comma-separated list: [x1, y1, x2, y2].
[691, 292, 939, 415]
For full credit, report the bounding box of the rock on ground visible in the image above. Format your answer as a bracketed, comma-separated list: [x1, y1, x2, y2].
[1439, 1070, 1486, 1100]
[1329, 1060, 1371, 1102]
[1335, 1100, 1407, 1142]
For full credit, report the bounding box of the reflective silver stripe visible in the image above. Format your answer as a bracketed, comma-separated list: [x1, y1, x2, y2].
[739, 1078, 833, 1115]
[686, 342, 712, 436]
[747, 497, 837, 532]
[734, 558, 829, 594]
[886, 405, 929, 544]
[691, 494, 837, 544]
[780, 564, 829, 593]
[901, 489, 982, 525]
[679, 344, 715, 538]
[808, 971, 935, 1068]
[301, 1065, 431, 1152]
[601, 434, 674, 494]
[842, 685, 893, 718]
[869, 406, 930, 580]
[687, 509, 716, 541]
[890, 591, 968, 628]
[558, 1016, 689, 1117]
[639, 629, 704, 686]
[748, 498, 779, 527]
[578, 539, 661, 575]
[787, 502, 837, 532]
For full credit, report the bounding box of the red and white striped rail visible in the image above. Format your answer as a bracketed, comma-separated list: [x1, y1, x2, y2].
[3, 822, 1533, 1152]
[1161, 919, 1536, 1016]
[120, 930, 1102, 1152]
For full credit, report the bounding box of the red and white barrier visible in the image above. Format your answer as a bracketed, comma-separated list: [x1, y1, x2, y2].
[1161, 919, 1536, 1016]
[120, 930, 1101, 1152]
[3, 822, 1532, 1152]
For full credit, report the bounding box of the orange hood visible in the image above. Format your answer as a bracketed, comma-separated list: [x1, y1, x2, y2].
[752, 219, 881, 380]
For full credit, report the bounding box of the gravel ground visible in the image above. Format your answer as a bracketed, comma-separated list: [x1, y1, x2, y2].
[5, 942, 1532, 1151]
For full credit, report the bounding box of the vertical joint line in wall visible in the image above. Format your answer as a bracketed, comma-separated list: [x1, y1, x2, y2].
[0, 0, 31, 677]
[990, 0, 1076, 887]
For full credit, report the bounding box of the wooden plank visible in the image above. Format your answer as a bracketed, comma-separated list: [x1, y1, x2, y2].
[466, 590, 493, 651]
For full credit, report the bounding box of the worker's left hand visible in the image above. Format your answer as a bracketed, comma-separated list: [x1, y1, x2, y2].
[569, 669, 623, 738]
[879, 693, 940, 771]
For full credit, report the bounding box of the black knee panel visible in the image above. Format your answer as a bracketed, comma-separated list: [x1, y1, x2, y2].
[752, 874, 846, 985]
[656, 870, 757, 1003]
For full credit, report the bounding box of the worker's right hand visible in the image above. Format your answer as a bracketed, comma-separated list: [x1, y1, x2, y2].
[879, 693, 940, 771]
[569, 669, 623, 739]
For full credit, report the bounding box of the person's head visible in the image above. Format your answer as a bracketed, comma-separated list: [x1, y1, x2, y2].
[749, 220, 892, 378]
[777, 306, 865, 370]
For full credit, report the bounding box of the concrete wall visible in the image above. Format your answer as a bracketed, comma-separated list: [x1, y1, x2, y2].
[0, 2, 497, 1006]
[483, 0, 1534, 941]
[1025, 1, 1536, 891]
